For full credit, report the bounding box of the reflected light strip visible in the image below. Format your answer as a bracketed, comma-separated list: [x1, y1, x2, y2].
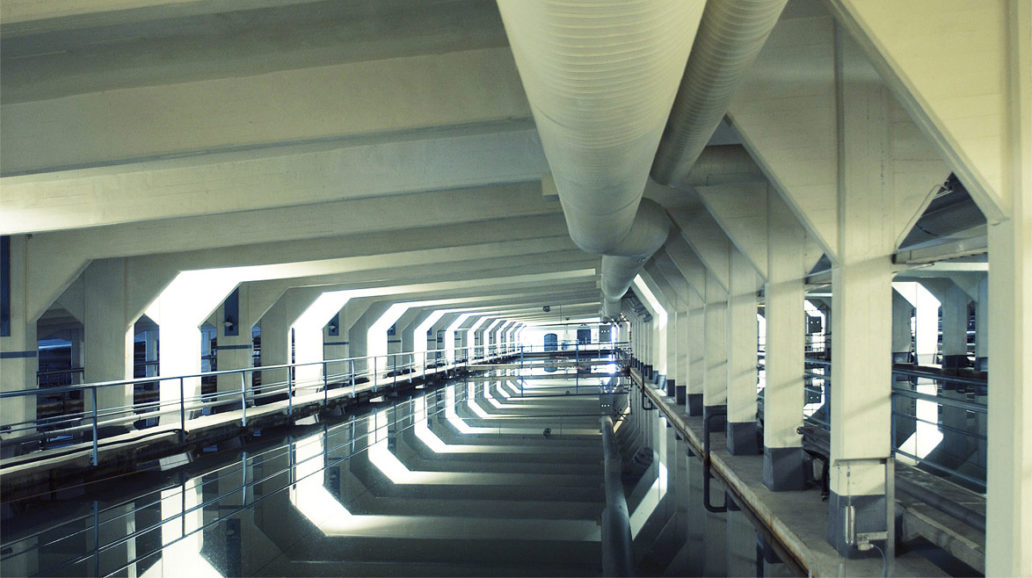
[412, 395, 497, 455]
[612, 406, 631, 433]
[897, 379, 945, 464]
[289, 435, 354, 528]
[413, 396, 451, 454]
[466, 384, 492, 419]
[367, 410, 422, 483]
[445, 385, 495, 434]
[629, 416, 669, 538]
[483, 381, 507, 410]
[141, 477, 223, 578]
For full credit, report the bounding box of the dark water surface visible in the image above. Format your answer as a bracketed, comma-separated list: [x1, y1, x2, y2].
[2, 367, 798, 577]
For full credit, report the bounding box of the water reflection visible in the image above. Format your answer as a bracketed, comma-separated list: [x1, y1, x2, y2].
[623, 385, 801, 577]
[3, 369, 796, 577]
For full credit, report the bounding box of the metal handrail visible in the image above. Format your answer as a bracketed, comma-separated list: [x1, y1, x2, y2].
[2, 390, 464, 575]
[791, 361, 988, 492]
[1, 343, 627, 467]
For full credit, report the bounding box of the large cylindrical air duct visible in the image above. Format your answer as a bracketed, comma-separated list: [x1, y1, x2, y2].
[497, 0, 705, 254]
[652, 0, 788, 189]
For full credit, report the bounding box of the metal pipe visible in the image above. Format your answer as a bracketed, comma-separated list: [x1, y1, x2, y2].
[601, 415, 635, 577]
[652, 0, 788, 188]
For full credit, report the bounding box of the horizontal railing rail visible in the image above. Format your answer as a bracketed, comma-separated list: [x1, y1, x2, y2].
[791, 360, 987, 492]
[1, 342, 630, 468]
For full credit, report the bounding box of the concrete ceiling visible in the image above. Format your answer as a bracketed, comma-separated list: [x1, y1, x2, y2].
[0, 0, 985, 327]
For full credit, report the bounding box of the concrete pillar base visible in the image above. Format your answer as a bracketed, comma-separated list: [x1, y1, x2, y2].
[892, 352, 911, 364]
[975, 356, 988, 372]
[826, 490, 887, 558]
[941, 354, 967, 369]
[703, 405, 727, 433]
[762, 446, 809, 491]
[687, 394, 703, 416]
[665, 378, 675, 398]
[726, 421, 759, 455]
[675, 384, 686, 405]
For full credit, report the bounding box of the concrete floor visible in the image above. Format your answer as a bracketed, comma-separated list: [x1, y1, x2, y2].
[632, 370, 952, 577]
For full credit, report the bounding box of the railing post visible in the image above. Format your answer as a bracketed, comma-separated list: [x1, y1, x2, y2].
[240, 371, 248, 428]
[287, 365, 294, 417]
[92, 500, 100, 576]
[179, 377, 186, 444]
[90, 387, 99, 466]
[350, 359, 356, 397]
[323, 361, 329, 407]
[373, 356, 378, 392]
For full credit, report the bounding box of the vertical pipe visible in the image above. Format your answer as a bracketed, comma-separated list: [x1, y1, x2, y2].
[886, 456, 896, 577]
[92, 500, 100, 577]
[240, 372, 247, 428]
[287, 366, 293, 417]
[178, 378, 185, 444]
[90, 387, 99, 466]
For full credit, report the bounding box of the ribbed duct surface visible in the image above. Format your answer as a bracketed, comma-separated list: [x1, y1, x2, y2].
[497, 0, 704, 255]
[652, 0, 787, 188]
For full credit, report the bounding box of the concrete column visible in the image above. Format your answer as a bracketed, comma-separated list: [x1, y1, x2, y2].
[394, 308, 424, 368]
[82, 259, 134, 413]
[686, 288, 705, 416]
[346, 301, 392, 377]
[763, 192, 809, 490]
[890, 289, 918, 449]
[637, 275, 669, 387]
[974, 275, 988, 371]
[323, 306, 349, 365]
[726, 248, 759, 454]
[704, 271, 728, 432]
[984, 1, 1031, 565]
[665, 308, 678, 395]
[675, 310, 689, 405]
[429, 313, 459, 365]
[827, 30, 895, 556]
[468, 316, 489, 361]
[0, 235, 38, 433]
[257, 300, 291, 391]
[216, 286, 254, 396]
[891, 289, 913, 363]
[940, 283, 970, 369]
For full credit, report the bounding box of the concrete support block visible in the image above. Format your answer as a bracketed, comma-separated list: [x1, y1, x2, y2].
[703, 404, 727, 433]
[762, 446, 809, 491]
[687, 393, 703, 417]
[726, 421, 759, 456]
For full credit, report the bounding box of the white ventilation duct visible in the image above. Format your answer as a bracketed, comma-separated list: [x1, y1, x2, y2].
[651, 0, 788, 188]
[497, 0, 705, 320]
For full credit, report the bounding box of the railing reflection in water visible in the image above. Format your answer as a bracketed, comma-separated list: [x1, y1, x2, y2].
[2, 364, 627, 577]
